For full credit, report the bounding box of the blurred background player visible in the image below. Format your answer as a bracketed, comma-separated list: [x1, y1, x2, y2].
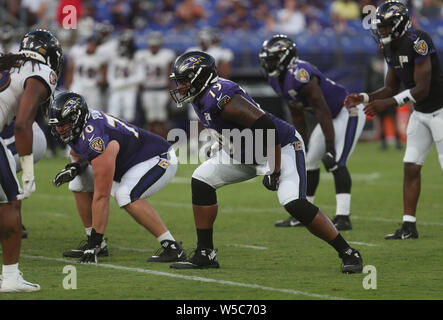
[135, 32, 175, 138]
[65, 34, 107, 111]
[260, 34, 366, 231]
[107, 30, 141, 124]
[0, 25, 20, 54]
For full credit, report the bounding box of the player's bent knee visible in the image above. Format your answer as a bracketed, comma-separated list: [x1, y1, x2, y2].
[192, 178, 217, 206]
[284, 198, 319, 226]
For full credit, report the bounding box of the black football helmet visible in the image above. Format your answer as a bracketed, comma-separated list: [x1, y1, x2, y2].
[19, 29, 63, 75]
[118, 30, 136, 58]
[259, 34, 297, 78]
[371, 1, 411, 45]
[48, 92, 90, 143]
[169, 51, 217, 106]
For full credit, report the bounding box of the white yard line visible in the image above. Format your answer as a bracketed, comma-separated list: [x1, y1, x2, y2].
[347, 241, 378, 247]
[230, 244, 268, 250]
[21, 254, 349, 300]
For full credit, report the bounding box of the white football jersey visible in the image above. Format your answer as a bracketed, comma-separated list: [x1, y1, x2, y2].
[135, 48, 175, 89]
[0, 60, 57, 131]
[69, 45, 107, 90]
[107, 55, 142, 90]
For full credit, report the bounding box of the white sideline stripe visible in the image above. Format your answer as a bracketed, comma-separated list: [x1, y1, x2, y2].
[347, 241, 378, 247]
[20, 254, 348, 300]
[33, 194, 443, 227]
[230, 244, 268, 250]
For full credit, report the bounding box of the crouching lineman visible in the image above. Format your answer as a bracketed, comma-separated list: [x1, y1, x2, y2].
[167, 51, 363, 273]
[49, 92, 186, 264]
[0, 29, 62, 292]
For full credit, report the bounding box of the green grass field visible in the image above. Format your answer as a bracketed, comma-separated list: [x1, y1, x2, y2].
[1, 141, 443, 301]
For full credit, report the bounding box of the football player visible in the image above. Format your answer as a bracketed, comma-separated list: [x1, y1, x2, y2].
[49, 92, 186, 264]
[65, 34, 107, 111]
[168, 51, 363, 273]
[259, 34, 366, 230]
[0, 121, 48, 239]
[0, 29, 62, 292]
[107, 30, 142, 123]
[135, 32, 175, 138]
[345, 1, 443, 240]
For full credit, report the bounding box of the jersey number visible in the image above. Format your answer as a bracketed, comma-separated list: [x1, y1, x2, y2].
[0, 71, 11, 92]
[104, 114, 139, 138]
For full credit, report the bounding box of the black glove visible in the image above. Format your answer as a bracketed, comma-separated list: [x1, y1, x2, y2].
[322, 141, 338, 172]
[53, 162, 85, 187]
[263, 171, 280, 191]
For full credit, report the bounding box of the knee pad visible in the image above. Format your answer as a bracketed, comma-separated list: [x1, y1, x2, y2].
[192, 178, 217, 206]
[284, 198, 319, 226]
[332, 166, 351, 194]
[307, 169, 320, 196]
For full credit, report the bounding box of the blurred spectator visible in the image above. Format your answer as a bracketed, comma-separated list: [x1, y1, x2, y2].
[0, 24, 20, 53]
[266, 0, 307, 35]
[110, 0, 133, 30]
[175, 0, 208, 30]
[152, 0, 177, 28]
[217, 0, 254, 31]
[419, 0, 441, 19]
[21, 0, 48, 27]
[331, 0, 361, 33]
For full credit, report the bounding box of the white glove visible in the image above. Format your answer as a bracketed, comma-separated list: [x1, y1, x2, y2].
[17, 154, 35, 200]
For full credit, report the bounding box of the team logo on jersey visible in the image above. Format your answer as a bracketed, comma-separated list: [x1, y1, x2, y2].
[295, 68, 310, 83]
[294, 141, 303, 151]
[204, 113, 212, 122]
[217, 95, 231, 109]
[414, 39, 428, 56]
[49, 71, 57, 85]
[89, 137, 105, 153]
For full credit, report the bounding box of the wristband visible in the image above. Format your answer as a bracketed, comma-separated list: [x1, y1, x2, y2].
[359, 92, 369, 103]
[19, 154, 34, 177]
[393, 89, 416, 106]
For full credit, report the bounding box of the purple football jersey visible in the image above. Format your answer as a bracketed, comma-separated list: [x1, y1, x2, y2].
[192, 78, 296, 153]
[69, 109, 170, 181]
[268, 59, 348, 118]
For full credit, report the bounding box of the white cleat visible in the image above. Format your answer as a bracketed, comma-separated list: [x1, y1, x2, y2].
[0, 272, 40, 293]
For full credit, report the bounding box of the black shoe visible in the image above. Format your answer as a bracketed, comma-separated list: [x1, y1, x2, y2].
[275, 216, 303, 227]
[385, 222, 419, 240]
[63, 238, 109, 258]
[147, 240, 186, 263]
[332, 215, 352, 231]
[170, 247, 219, 269]
[339, 248, 363, 274]
[21, 225, 28, 239]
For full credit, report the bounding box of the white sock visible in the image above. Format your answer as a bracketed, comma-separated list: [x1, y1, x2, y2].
[403, 215, 416, 223]
[336, 193, 351, 216]
[157, 231, 175, 243]
[85, 227, 92, 237]
[2, 263, 19, 278]
[306, 196, 315, 204]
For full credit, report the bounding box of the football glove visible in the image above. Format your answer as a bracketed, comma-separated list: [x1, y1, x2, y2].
[322, 141, 338, 172]
[263, 171, 280, 191]
[53, 161, 87, 187]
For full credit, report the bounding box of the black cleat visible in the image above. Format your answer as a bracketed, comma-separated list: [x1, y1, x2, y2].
[63, 238, 109, 258]
[170, 247, 219, 269]
[340, 248, 363, 274]
[147, 240, 186, 263]
[332, 215, 352, 231]
[385, 222, 418, 240]
[275, 216, 303, 227]
[21, 225, 28, 239]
